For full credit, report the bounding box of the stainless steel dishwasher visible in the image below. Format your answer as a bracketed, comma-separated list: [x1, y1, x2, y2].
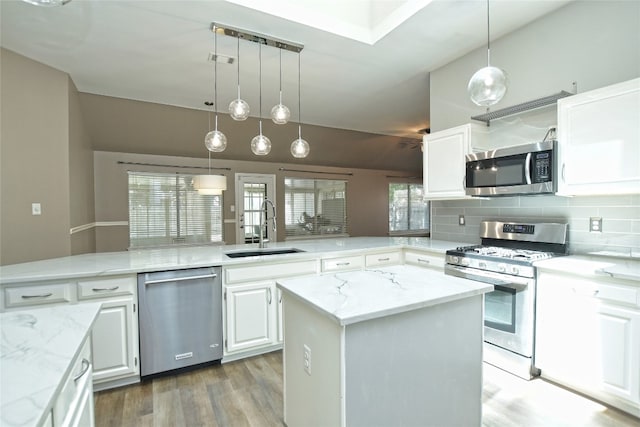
[137, 266, 222, 378]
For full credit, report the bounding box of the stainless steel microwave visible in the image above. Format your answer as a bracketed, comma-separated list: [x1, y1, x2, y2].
[465, 140, 556, 197]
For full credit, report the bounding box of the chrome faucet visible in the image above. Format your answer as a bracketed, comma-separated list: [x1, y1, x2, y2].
[259, 198, 277, 248]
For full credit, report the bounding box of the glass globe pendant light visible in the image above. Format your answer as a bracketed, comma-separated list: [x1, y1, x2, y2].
[467, 0, 508, 107]
[251, 43, 272, 156]
[271, 49, 291, 124]
[290, 52, 309, 158]
[205, 25, 227, 153]
[229, 36, 250, 121]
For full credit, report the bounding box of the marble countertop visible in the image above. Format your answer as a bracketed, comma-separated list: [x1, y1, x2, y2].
[276, 265, 493, 326]
[0, 303, 101, 427]
[0, 237, 465, 285]
[535, 255, 640, 283]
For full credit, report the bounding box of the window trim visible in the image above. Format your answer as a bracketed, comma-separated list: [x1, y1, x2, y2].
[388, 182, 430, 237]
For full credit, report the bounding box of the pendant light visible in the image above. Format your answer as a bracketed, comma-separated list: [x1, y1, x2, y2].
[290, 52, 309, 158]
[251, 43, 271, 156]
[205, 25, 227, 152]
[195, 25, 227, 195]
[229, 36, 250, 121]
[270, 49, 291, 124]
[467, 0, 508, 107]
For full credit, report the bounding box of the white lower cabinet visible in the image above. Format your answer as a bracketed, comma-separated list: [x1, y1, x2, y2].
[222, 260, 318, 359]
[76, 275, 139, 389]
[225, 281, 278, 353]
[536, 270, 640, 416]
[54, 336, 94, 427]
[90, 298, 139, 384]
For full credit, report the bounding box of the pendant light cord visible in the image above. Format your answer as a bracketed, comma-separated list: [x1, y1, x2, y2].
[278, 49, 283, 103]
[297, 51, 302, 138]
[258, 43, 263, 129]
[236, 36, 241, 98]
[214, 25, 219, 130]
[486, 0, 491, 66]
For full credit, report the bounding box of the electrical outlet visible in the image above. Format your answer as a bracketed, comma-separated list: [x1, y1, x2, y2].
[303, 344, 311, 376]
[589, 217, 602, 233]
[31, 203, 41, 216]
[458, 215, 465, 226]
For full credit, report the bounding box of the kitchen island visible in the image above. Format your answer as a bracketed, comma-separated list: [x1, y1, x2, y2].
[277, 265, 493, 427]
[1, 303, 101, 427]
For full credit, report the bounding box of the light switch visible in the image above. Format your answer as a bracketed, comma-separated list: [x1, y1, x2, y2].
[32, 203, 42, 216]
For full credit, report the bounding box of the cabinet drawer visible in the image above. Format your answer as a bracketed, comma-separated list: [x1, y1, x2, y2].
[4, 283, 71, 308]
[594, 283, 639, 307]
[403, 251, 444, 269]
[225, 260, 317, 284]
[54, 336, 92, 426]
[77, 276, 135, 300]
[321, 255, 364, 273]
[365, 251, 401, 268]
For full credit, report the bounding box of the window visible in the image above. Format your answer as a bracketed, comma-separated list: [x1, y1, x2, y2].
[128, 172, 223, 248]
[389, 183, 429, 235]
[284, 178, 347, 239]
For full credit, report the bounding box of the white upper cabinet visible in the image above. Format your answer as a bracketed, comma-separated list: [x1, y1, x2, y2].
[557, 78, 640, 196]
[423, 123, 487, 199]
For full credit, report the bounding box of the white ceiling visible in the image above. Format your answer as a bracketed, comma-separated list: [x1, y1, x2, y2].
[0, 0, 571, 139]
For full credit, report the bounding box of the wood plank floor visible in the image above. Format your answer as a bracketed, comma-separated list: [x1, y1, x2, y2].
[95, 351, 639, 427]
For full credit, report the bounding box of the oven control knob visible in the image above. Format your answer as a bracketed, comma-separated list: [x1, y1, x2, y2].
[511, 266, 520, 275]
[460, 258, 470, 266]
[450, 256, 459, 264]
[498, 263, 506, 272]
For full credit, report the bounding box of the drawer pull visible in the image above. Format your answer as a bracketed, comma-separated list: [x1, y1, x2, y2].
[92, 286, 120, 292]
[336, 262, 351, 266]
[21, 293, 53, 299]
[378, 257, 390, 261]
[417, 258, 430, 264]
[73, 359, 91, 383]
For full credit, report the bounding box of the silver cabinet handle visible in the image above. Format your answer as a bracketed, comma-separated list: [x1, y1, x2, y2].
[267, 288, 272, 304]
[92, 286, 119, 292]
[73, 359, 91, 383]
[336, 262, 351, 266]
[21, 293, 53, 299]
[378, 257, 390, 262]
[562, 163, 566, 183]
[417, 258, 430, 264]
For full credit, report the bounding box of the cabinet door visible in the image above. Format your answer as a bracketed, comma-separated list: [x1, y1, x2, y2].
[91, 298, 139, 383]
[557, 78, 640, 196]
[423, 124, 485, 199]
[594, 304, 640, 405]
[535, 273, 596, 385]
[225, 282, 276, 353]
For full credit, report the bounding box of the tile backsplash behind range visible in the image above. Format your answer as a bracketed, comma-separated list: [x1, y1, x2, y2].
[431, 194, 640, 256]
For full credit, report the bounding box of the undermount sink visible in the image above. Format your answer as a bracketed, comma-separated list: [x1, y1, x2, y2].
[224, 248, 306, 258]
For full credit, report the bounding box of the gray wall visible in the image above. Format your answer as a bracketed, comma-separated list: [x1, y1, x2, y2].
[0, 48, 72, 265]
[93, 151, 420, 251]
[428, 1, 640, 256]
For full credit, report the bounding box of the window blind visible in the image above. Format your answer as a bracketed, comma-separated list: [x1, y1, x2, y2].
[128, 172, 223, 248]
[284, 178, 347, 238]
[389, 183, 429, 233]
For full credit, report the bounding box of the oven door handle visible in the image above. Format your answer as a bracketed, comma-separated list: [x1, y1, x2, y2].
[445, 265, 530, 291]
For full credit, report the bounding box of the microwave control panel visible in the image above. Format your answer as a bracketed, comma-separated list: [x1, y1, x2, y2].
[533, 151, 552, 182]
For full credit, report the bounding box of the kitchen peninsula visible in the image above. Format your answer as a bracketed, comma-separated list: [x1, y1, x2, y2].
[277, 265, 493, 427]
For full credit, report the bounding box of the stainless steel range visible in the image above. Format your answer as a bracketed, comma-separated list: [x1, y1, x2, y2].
[445, 220, 568, 379]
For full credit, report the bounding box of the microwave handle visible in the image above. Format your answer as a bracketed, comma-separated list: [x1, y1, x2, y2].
[524, 152, 532, 185]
